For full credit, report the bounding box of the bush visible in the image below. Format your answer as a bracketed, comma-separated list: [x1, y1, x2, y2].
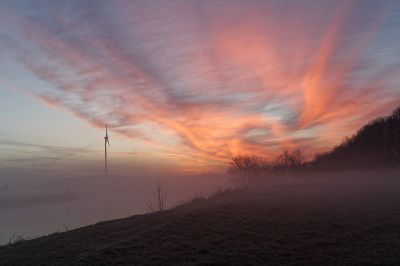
[228, 150, 305, 185]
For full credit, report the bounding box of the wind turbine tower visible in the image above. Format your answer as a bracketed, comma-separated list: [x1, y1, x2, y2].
[104, 124, 110, 175]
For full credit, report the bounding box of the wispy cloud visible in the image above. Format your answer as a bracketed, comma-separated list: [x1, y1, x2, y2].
[0, 140, 95, 168]
[1, 0, 399, 171]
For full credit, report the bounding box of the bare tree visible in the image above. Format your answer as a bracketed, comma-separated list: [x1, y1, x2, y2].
[228, 150, 306, 184]
[313, 105, 400, 169]
[275, 149, 305, 170]
[228, 154, 273, 185]
[145, 178, 167, 212]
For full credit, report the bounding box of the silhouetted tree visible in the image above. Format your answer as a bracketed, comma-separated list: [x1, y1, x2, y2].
[228, 150, 306, 184]
[228, 155, 272, 185]
[228, 106, 400, 178]
[275, 149, 305, 170]
[145, 179, 167, 212]
[312, 106, 400, 169]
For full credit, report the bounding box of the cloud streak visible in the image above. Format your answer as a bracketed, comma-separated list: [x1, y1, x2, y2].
[1, 0, 399, 172]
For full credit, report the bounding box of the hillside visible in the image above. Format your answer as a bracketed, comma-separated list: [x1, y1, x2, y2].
[312, 106, 400, 169]
[1, 171, 400, 265]
[226, 107, 400, 183]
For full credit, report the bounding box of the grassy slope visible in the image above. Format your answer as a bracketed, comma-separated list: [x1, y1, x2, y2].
[1, 177, 400, 265]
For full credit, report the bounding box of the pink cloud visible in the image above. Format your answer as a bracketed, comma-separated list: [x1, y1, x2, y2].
[2, 0, 399, 172]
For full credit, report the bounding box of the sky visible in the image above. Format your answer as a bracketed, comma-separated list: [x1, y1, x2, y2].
[0, 0, 400, 177]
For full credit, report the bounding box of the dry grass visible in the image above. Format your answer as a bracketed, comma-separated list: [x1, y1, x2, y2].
[1, 176, 400, 265]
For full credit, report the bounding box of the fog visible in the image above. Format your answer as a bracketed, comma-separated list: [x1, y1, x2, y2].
[0, 173, 229, 245]
[2, 169, 400, 246]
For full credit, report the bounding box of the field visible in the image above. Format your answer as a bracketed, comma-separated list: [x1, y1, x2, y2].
[1, 171, 400, 265]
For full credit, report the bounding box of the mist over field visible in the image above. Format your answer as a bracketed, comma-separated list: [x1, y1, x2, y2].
[0, 173, 229, 245]
[2, 168, 399, 244]
[2, 169, 400, 265]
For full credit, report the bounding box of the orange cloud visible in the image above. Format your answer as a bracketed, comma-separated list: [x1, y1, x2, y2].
[2, 0, 399, 173]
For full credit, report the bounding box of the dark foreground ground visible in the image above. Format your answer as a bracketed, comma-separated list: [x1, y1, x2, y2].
[1, 173, 400, 265]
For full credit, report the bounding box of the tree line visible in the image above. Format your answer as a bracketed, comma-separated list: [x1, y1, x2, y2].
[228, 106, 400, 183]
[313, 106, 400, 169]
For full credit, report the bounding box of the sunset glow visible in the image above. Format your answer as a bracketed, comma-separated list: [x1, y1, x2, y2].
[1, 0, 399, 175]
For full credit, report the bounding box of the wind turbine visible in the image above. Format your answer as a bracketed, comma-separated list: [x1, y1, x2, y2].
[104, 124, 110, 175]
